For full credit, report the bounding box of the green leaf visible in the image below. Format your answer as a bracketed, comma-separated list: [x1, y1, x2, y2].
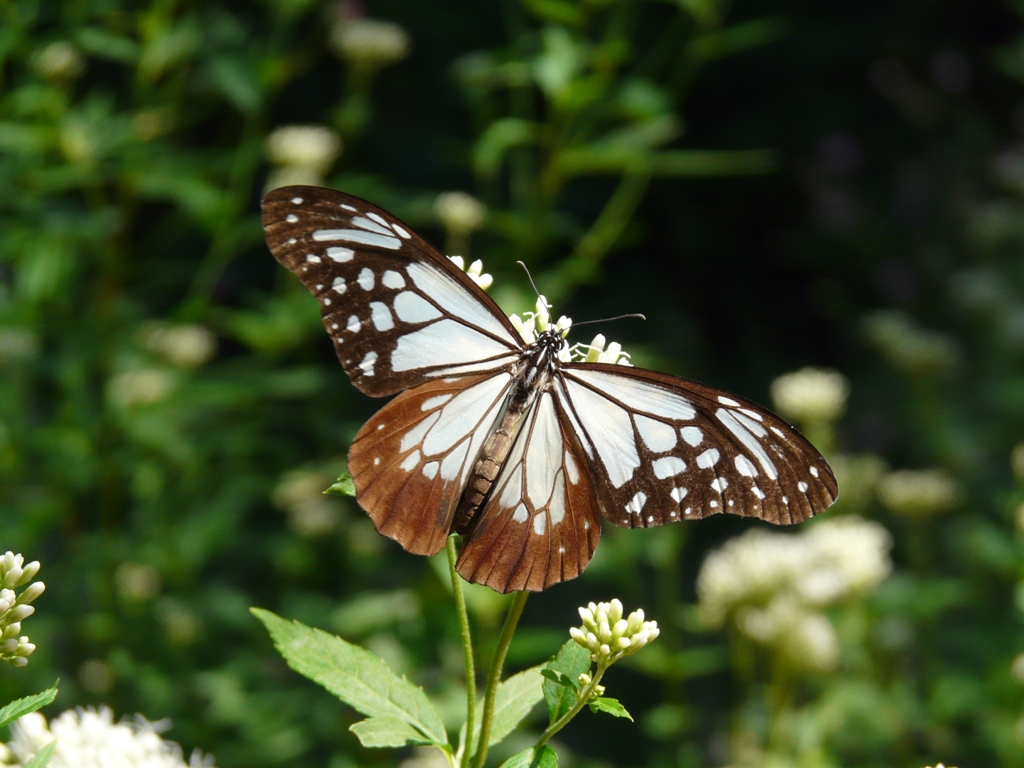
[468, 666, 545, 754]
[522, 0, 586, 26]
[473, 119, 542, 179]
[556, 147, 778, 177]
[542, 641, 590, 723]
[325, 472, 356, 497]
[539, 669, 574, 689]
[23, 741, 56, 768]
[76, 28, 140, 63]
[498, 745, 558, 768]
[0, 683, 58, 730]
[589, 696, 633, 721]
[251, 609, 446, 745]
[350, 716, 439, 748]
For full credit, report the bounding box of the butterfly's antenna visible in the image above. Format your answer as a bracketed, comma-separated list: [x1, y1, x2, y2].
[516, 261, 543, 299]
[573, 313, 647, 327]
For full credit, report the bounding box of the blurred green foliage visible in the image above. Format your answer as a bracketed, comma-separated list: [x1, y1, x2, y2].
[1, 0, 1024, 767]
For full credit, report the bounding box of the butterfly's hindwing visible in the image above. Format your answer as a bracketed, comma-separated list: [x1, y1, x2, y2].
[262, 186, 523, 397]
[348, 372, 514, 556]
[456, 392, 600, 593]
[557, 364, 838, 529]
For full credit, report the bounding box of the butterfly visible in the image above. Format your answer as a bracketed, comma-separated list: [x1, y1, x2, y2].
[262, 186, 838, 593]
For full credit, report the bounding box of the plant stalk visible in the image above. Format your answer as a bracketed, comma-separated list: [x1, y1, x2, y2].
[471, 590, 530, 768]
[447, 537, 476, 768]
[536, 664, 609, 747]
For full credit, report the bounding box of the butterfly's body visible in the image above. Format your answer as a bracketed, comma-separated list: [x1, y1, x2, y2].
[453, 328, 562, 532]
[263, 186, 839, 593]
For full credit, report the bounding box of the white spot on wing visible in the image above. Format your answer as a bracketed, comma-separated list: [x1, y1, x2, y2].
[393, 292, 443, 323]
[739, 408, 764, 421]
[327, 247, 354, 262]
[513, 503, 528, 523]
[563, 380, 640, 489]
[393, 224, 411, 239]
[753, 486, 765, 499]
[421, 394, 453, 411]
[422, 374, 510, 456]
[681, 426, 703, 446]
[564, 452, 579, 485]
[718, 396, 740, 406]
[653, 456, 686, 478]
[533, 514, 546, 535]
[735, 455, 757, 477]
[392, 320, 514, 373]
[358, 268, 375, 290]
[370, 302, 394, 331]
[715, 408, 778, 480]
[346, 315, 361, 333]
[548, 470, 566, 525]
[291, 197, 303, 204]
[399, 411, 441, 452]
[525, 395, 562, 507]
[635, 415, 677, 452]
[440, 438, 471, 481]
[406, 262, 515, 342]
[366, 212, 390, 227]
[569, 370, 696, 420]
[423, 462, 439, 479]
[333, 277, 347, 294]
[711, 478, 728, 492]
[286, 214, 298, 223]
[341, 204, 357, 212]
[382, 270, 406, 289]
[358, 351, 377, 376]
[696, 448, 720, 469]
[625, 491, 647, 515]
[400, 451, 420, 471]
[306, 254, 321, 263]
[352, 216, 394, 236]
[313, 229, 401, 249]
[670, 487, 688, 502]
[810, 467, 819, 477]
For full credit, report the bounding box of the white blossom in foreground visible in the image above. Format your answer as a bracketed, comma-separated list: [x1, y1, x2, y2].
[141, 323, 217, 369]
[0, 707, 214, 768]
[435, 192, 486, 235]
[770, 367, 849, 424]
[569, 598, 659, 666]
[447, 256, 494, 291]
[0, 553, 43, 668]
[877, 468, 959, 518]
[697, 517, 891, 671]
[107, 369, 174, 408]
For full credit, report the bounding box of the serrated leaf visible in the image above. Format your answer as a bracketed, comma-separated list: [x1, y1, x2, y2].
[23, 741, 56, 768]
[252, 609, 446, 745]
[498, 745, 558, 768]
[325, 472, 355, 497]
[350, 716, 439, 748]
[468, 666, 544, 754]
[0, 683, 58, 730]
[543, 641, 590, 723]
[589, 697, 633, 721]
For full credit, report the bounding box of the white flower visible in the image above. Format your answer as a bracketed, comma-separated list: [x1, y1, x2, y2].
[696, 517, 891, 672]
[1010, 442, 1024, 482]
[1011, 653, 1024, 685]
[107, 369, 174, 408]
[272, 467, 344, 537]
[114, 563, 161, 603]
[0, 554, 43, 668]
[435, 192, 486, 235]
[770, 367, 849, 424]
[265, 125, 342, 173]
[877, 468, 959, 518]
[578, 333, 631, 366]
[570, 598, 659, 666]
[32, 41, 85, 81]
[3, 707, 214, 768]
[0, 329, 39, 362]
[447, 256, 493, 291]
[331, 19, 411, 69]
[141, 324, 217, 369]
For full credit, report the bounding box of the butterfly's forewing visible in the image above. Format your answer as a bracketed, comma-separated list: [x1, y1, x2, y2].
[348, 372, 514, 556]
[557, 364, 838, 529]
[262, 186, 523, 397]
[456, 392, 601, 593]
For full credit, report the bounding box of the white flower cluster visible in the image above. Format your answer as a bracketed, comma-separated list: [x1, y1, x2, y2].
[264, 125, 342, 190]
[0, 707, 214, 768]
[569, 599, 659, 666]
[0, 553, 43, 668]
[697, 517, 892, 671]
[435, 192, 486, 235]
[447, 256, 493, 291]
[877, 468, 959, 518]
[272, 467, 343, 536]
[509, 295, 571, 345]
[107, 369, 174, 408]
[330, 18, 411, 70]
[770, 367, 849, 424]
[141, 323, 217, 369]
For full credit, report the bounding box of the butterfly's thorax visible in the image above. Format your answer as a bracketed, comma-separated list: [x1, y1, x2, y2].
[452, 330, 563, 533]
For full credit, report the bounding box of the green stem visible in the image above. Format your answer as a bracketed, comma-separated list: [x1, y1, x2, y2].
[535, 664, 608, 747]
[471, 591, 530, 768]
[447, 538, 476, 768]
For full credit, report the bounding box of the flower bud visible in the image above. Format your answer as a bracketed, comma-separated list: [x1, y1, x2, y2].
[17, 582, 45, 606]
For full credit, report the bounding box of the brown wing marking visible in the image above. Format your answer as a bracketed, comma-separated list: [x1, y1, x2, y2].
[456, 392, 601, 593]
[349, 372, 513, 556]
